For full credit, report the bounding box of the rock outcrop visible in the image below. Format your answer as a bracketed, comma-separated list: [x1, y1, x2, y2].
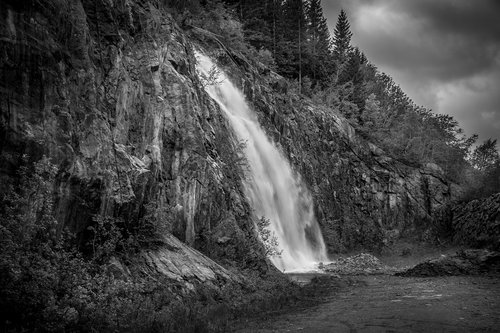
[451, 193, 500, 250]
[397, 249, 500, 276]
[0, 0, 264, 284]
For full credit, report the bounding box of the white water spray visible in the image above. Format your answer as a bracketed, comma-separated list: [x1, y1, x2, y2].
[196, 53, 327, 272]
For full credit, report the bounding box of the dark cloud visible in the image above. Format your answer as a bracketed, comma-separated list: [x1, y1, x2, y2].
[322, 0, 500, 143]
[401, 0, 500, 41]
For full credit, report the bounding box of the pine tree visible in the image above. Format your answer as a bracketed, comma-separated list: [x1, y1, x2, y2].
[348, 48, 368, 113]
[333, 9, 352, 63]
[281, 0, 308, 88]
[306, 0, 333, 86]
[227, 0, 274, 51]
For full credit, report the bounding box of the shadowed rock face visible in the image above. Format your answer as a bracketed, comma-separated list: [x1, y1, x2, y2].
[0, 0, 264, 283]
[451, 193, 500, 250]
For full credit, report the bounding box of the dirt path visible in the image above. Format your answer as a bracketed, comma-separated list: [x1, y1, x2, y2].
[235, 275, 500, 332]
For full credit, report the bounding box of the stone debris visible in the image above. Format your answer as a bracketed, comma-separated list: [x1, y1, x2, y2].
[396, 249, 500, 277]
[322, 253, 395, 275]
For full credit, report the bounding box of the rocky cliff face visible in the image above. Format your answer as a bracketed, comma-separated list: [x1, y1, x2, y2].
[1, 0, 455, 283]
[0, 0, 266, 284]
[451, 193, 500, 250]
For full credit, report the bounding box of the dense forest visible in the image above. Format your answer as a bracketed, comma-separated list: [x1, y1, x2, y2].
[172, 0, 499, 198]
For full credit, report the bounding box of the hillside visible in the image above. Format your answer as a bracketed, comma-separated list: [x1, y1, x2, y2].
[0, 0, 498, 331]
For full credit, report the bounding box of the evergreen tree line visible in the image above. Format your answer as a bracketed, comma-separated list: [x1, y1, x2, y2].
[222, 0, 335, 89]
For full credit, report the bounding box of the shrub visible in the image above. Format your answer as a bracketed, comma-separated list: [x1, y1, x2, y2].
[256, 217, 282, 257]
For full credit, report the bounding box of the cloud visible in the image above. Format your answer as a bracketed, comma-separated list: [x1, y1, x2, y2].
[322, 0, 500, 143]
[352, 1, 500, 82]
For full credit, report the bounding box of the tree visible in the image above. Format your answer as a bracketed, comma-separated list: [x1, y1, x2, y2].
[332, 9, 352, 63]
[341, 47, 368, 115]
[471, 139, 500, 171]
[282, 0, 308, 91]
[306, 0, 333, 86]
[257, 217, 282, 256]
[464, 139, 500, 200]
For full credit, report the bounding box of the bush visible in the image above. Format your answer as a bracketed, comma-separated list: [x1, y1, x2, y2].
[256, 217, 282, 257]
[0, 156, 172, 331]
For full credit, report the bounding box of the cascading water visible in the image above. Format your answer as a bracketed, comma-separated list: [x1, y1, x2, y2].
[196, 52, 327, 272]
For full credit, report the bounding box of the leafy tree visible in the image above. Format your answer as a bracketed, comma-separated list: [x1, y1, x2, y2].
[463, 139, 500, 200]
[470, 139, 500, 171]
[256, 217, 282, 257]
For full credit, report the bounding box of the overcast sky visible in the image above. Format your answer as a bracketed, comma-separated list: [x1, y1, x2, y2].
[322, 0, 500, 145]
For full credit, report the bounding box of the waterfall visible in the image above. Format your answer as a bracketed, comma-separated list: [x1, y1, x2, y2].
[196, 52, 327, 272]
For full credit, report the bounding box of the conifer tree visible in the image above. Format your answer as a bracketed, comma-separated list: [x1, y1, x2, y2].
[226, 0, 274, 51]
[306, 0, 333, 86]
[333, 9, 352, 63]
[281, 0, 308, 88]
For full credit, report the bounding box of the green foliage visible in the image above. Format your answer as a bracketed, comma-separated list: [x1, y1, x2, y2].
[256, 217, 282, 257]
[86, 215, 135, 263]
[199, 64, 225, 87]
[223, 0, 334, 88]
[135, 199, 175, 247]
[306, 0, 333, 85]
[192, 1, 252, 56]
[257, 48, 277, 70]
[470, 139, 500, 171]
[463, 139, 500, 200]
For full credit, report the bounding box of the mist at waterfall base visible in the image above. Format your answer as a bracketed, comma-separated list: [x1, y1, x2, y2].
[196, 53, 328, 272]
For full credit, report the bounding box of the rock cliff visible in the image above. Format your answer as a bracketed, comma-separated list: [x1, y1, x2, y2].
[451, 193, 500, 250]
[0, 0, 265, 285]
[1, 0, 455, 284]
